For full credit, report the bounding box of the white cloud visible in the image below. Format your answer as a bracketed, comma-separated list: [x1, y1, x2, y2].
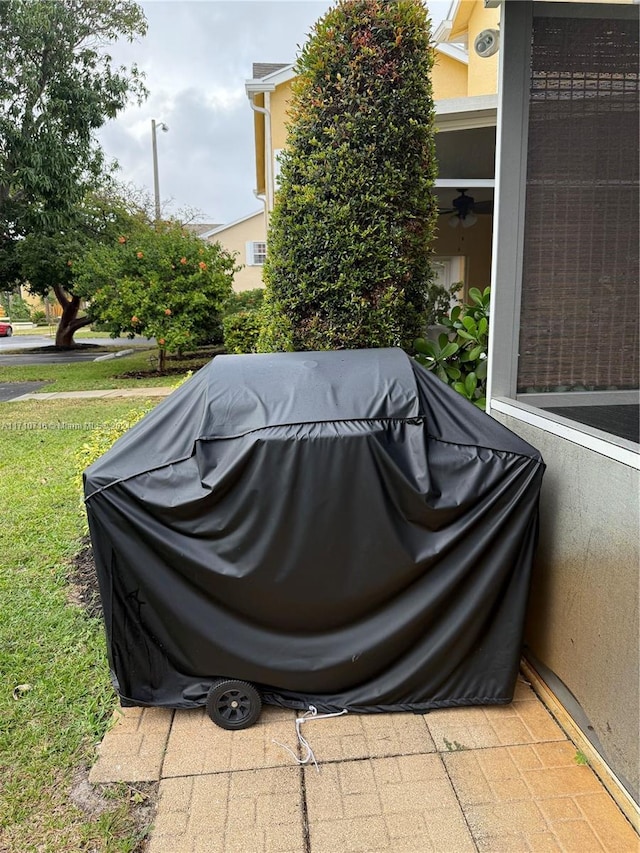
[203, 88, 246, 113]
[97, 1, 451, 224]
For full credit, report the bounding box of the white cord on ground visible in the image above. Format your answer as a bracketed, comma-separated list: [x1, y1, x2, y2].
[273, 705, 348, 772]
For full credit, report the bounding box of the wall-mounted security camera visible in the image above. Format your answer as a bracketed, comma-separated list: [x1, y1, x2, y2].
[474, 28, 500, 58]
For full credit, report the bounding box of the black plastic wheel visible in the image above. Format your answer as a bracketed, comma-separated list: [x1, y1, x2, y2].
[206, 679, 262, 730]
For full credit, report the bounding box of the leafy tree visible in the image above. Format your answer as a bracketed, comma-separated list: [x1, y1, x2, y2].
[15, 185, 146, 345]
[0, 0, 147, 345]
[73, 221, 239, 371]
[261, 0, 443, 352]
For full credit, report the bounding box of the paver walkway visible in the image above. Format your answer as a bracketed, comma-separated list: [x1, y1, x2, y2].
[89, 677, 639, 852]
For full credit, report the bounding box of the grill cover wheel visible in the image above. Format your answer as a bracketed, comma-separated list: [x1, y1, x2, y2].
[206, 679, 262, 730]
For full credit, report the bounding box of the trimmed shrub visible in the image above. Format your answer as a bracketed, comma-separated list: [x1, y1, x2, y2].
[260, 0, 443, 352]
[223, 311, 261, 354]
[224, 288, 265, 316]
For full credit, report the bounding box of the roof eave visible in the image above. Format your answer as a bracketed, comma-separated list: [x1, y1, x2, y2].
[199, 209, 264, 239]
[245, 63, 296, 97]
[435, 43, 469, 64]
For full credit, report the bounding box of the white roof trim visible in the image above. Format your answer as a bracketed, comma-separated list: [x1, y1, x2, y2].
[433, 19, 452, 42]
[433, 0, 460, 42]
[199, 210, 264, 240]
[245, 63, 295, 96]
[435, 43, 469, 64]
[246, 79, 276, 95]
[436, 94, 498, 114]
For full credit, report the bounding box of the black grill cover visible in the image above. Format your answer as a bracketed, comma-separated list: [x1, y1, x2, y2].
[84, 348, 544, 713]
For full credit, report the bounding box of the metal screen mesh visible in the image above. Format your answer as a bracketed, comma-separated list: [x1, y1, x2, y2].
[517, 16, 639, 392]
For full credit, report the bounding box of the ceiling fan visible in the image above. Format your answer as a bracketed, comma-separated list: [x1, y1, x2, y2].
[438, 189, 494, 228]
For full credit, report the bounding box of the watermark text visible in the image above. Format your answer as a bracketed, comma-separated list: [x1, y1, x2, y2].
[1, 422, 109, 431]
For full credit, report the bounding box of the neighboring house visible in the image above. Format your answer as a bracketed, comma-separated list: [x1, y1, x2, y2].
[488, 0, 639, 813]
[200, 211, 266, 292]
[245, 3, 500, 295]
[19, 288, 59, 320]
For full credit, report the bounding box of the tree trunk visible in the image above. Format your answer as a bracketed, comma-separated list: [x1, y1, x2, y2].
[53, 283, 92, 347]
[158, 347, 166, 372]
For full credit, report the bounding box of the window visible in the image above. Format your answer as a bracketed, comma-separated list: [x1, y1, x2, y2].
[246, 241, 267, 266]
[518, 15, 639, 403]
[432, 256, 465, 306]
[516, 11, 638, 445]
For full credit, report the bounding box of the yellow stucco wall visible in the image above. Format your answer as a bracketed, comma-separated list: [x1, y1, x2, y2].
[270, 80, 293, 151]
[253, 92, 266, 196]
[432, 51, 468, 99]
[205, 212, 267, 292]
[465, 3, 500, 97]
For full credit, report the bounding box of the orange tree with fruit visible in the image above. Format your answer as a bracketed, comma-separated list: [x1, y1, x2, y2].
[74, 221, 238, 370]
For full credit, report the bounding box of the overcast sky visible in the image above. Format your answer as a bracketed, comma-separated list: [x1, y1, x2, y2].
[97, 1, 451, 226]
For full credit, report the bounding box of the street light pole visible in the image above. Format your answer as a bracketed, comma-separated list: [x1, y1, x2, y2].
[151, 119, 168, 222]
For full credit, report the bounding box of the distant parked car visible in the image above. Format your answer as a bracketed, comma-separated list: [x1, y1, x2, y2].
[0, 321, 13, 337]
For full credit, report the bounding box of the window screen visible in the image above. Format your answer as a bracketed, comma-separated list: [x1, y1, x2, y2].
[246, 241, 267, 265]
[518, 16, 639, 395]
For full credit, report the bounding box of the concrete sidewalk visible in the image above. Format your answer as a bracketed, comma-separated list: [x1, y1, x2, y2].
[6, 386, 175, 402]
[89, 678, 639, 852]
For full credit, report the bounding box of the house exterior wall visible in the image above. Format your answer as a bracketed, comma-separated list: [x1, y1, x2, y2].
[270, 80, 292, 152]
[204, 213, 266, 292]
[493, 414, 640, 802]
[489, 1, 639, 804]
[432, 52, 468, 99]
[252, 93, 266, 197]
[464, 3, 499, 97]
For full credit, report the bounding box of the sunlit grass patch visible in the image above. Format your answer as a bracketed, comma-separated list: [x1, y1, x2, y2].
[0, 398, 162, 851]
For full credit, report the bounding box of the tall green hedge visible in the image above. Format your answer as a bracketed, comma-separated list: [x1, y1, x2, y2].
[260, 0, 443, 352]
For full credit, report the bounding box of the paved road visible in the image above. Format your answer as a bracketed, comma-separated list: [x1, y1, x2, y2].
[0, 381, 51, 401]
[0, 336, 154, 366]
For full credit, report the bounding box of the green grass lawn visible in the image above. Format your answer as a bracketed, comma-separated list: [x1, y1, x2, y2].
[0, 397, 162, 851]
[0, 348, 216, 392]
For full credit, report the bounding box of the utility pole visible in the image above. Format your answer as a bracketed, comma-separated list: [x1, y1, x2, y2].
[151, 119, 168, 222]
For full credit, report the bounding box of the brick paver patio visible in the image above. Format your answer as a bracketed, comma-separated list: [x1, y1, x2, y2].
[89, 677, 639, 852]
